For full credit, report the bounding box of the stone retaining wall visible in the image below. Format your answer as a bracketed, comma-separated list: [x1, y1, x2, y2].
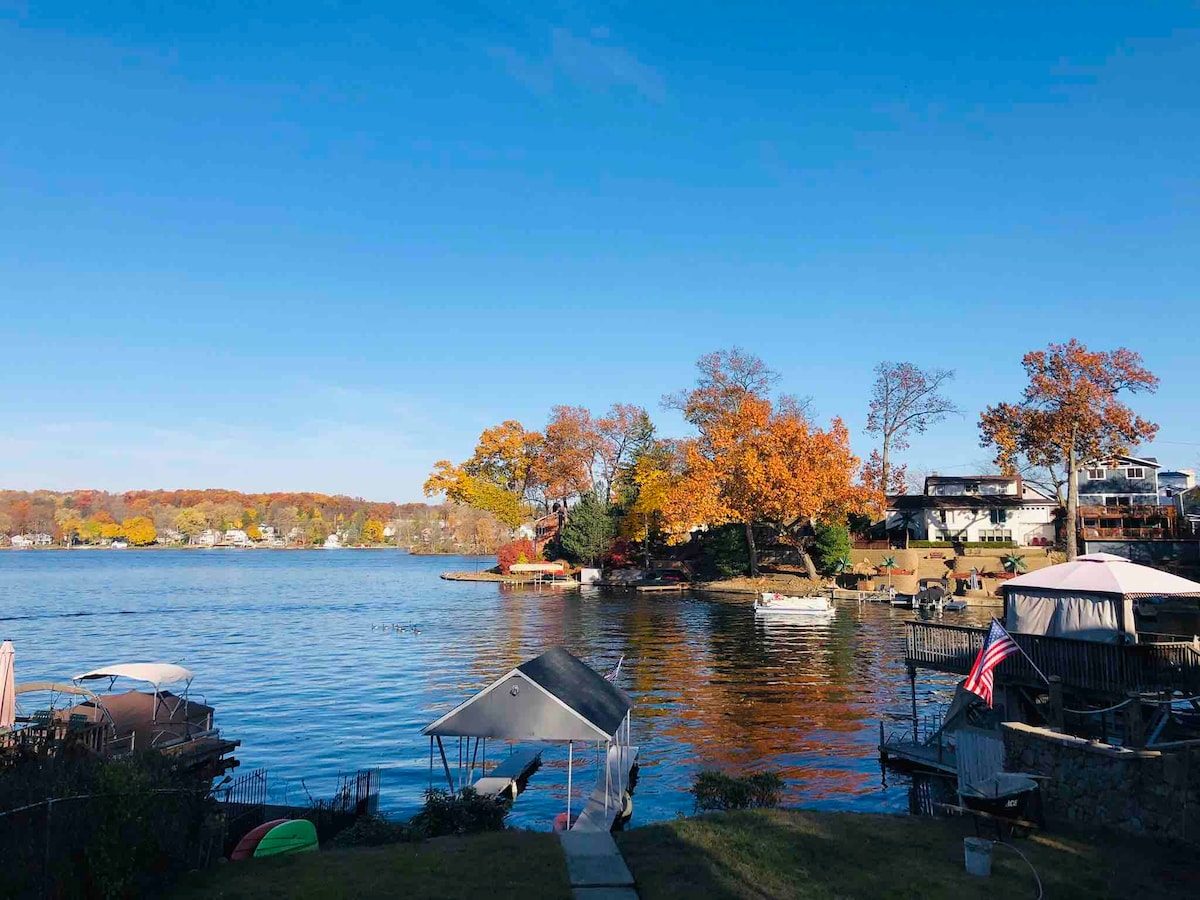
[1002, 722, 1200, 842]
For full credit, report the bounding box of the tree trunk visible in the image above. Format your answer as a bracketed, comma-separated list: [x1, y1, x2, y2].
[881, 438, 891, 494]
[1066, 440, 1079, 561]
[744, 521, 759, 578]
[799, 548, 818, 581]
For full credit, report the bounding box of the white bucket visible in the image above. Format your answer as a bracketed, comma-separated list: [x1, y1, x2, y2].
[964, 837, 993, 877]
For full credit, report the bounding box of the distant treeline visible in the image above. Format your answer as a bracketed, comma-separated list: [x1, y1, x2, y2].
[0, 489, 509, 550]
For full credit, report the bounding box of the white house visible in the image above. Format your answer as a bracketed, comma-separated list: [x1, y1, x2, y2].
[224, 529, 252, 547]
[1159, 469, 1195, 501]
[10, 535, 35, 549]
[192, 529, 221, 547]
[323, 533, 342, 549]
[886, 475, 1057, 546]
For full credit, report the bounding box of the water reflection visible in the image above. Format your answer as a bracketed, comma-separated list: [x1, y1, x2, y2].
[0, 552, 994, 829]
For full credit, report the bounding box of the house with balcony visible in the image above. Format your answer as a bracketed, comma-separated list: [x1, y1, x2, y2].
[885, 474, 1057, 547]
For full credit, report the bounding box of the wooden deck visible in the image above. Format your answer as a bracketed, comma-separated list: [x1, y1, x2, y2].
[878, 738, 957, 775]
[906, 621, 1200, 696]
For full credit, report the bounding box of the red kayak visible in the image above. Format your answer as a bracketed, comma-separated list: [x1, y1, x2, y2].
[231, 819, 291, 861]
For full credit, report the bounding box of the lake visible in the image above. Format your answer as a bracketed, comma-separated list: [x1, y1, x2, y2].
[0, 550, 990, 828]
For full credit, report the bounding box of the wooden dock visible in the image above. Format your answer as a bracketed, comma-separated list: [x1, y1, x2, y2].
[878, 738, 957, 775]
[634, 583, 687, 593]
[472, 748, 541, 800]
[905, 621, 1200, 696]
[572, 744, 639, 833]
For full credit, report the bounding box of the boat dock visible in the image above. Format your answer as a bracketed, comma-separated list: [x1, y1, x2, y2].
[572, 744, 639, 833]
[472, 748, 541, 800]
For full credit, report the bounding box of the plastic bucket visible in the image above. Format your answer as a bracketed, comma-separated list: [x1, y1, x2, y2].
[964, 837, 993, 877]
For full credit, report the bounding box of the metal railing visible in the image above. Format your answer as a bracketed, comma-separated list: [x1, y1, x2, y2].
[905, 621, 1200, 695]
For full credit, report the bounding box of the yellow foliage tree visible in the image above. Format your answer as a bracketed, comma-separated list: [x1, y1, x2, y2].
[120, 516, 157, 546]
[361, 519, 385, 543]
[245, 524, 263, 541]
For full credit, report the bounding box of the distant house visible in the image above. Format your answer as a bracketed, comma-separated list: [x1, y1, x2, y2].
[323, 533, 342, 549]
[224, 529, 252, 547]
[886, 474, 1057, 546]
[1159, 469, 1196, 501]
[10, 535, 34, 549]
[1076, 455, 1181, 543]
[259, 525, 277, 541]
[533, 507, 566, 555]
[192, 529, 220, 547]
[382, 524, 396, 539]
[30, 533, 53, 546]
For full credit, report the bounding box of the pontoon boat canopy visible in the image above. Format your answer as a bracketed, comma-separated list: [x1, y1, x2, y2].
[73, 663, 194, 688]
[423, 647, 631, 742]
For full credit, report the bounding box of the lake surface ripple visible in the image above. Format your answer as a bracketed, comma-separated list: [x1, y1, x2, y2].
[0, 551, 988, 828]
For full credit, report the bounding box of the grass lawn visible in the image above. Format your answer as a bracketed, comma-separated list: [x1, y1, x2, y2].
[616, 809, 1200, 899]
[171, 831, 570, 900]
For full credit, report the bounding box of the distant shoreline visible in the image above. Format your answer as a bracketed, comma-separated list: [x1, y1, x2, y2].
[0, 545, 496, 554]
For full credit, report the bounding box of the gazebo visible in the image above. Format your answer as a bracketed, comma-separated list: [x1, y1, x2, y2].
[423, 647, 637, 832]
[1002, 553, 1200, 644]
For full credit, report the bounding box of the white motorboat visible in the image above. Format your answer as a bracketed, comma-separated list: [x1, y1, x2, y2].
[754, 592, 834, 615]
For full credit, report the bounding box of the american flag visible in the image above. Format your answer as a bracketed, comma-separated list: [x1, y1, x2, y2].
[963, 619, 1021, 707]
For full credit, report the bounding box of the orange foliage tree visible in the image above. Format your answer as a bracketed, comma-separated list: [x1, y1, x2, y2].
[663, 349, 878, 578]
[979, 340, 1159, 559]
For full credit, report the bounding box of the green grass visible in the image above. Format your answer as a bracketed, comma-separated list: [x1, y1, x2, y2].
[171, 831, 570, 900]
[616, 809, 1200, 900]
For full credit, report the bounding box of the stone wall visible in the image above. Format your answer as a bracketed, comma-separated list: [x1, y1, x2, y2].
[1003, 722, 1200, 843]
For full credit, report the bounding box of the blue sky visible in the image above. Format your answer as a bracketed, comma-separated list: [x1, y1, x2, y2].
[2, 2, 1198, 501]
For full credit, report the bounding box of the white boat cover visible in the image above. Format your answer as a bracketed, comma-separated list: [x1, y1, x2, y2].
[0, 641, 14, 730]
[73, 663, 194, 687]
[1004, 554, 1200, 643]
[1005, 553, 1200, 597]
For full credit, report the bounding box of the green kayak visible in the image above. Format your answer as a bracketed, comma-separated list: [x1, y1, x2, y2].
[252, 819, 319, 858]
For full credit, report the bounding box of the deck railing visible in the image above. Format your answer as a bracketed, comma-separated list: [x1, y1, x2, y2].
[905, 621, 1200, 696]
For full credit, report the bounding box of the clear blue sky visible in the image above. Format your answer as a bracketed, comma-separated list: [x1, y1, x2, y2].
[3, 2, 1198, 501]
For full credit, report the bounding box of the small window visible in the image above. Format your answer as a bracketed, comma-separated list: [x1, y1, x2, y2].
[1105, 496, 1132, 508]
[1126, 467, 1145, 480]
[1086, 468, 1105, 480]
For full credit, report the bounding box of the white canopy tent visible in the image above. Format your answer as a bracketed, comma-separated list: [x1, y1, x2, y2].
[1003, 553, 1200, 643]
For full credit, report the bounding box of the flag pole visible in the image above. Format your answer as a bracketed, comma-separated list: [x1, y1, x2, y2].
[992, 617, 1050, 685]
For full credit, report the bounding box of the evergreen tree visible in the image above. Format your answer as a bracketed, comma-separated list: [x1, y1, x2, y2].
[558, 492, 616, 566]
[812, 520, 851, 575]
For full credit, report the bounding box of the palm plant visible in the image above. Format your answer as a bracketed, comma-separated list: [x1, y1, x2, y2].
[881, 554, 897, 588]
[1001, 553, 1027, 574]
[831, 554, 853, 575]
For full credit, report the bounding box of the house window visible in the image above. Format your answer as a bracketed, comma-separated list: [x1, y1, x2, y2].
[1126, 467, 1145, 480]
[936, 510, 947, 524]
[979, 530, 1013, 543]
[1105, 496, 1132, 507]
[989, 509, 1008, 524]
[1086, 468, 1105, 480]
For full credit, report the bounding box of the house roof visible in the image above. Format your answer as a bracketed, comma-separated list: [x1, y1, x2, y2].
[925, 475, 1015, 483]
[423, 647, 631, 742]
[889, 495, 1027, 511]
[1090, 454, 1160, 469]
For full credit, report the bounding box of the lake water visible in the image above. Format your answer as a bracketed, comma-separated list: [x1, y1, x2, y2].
[0, 550, 991, 828]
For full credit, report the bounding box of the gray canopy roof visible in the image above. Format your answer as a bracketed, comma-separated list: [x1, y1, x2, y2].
[423, 647, 632, 742]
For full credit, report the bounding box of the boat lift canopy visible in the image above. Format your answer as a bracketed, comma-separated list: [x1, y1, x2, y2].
[423, 646, 631, 743]
[74, 663, 194, 688]
[422, 647, 637, 833]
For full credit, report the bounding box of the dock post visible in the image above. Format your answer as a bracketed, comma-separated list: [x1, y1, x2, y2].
[1049, 676, 1064, 730]
[1126, 693, 1145, 749]
[908, 666, 918, 743]
[567, 742, 573, 824]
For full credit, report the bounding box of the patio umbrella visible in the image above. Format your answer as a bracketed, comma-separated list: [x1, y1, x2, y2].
[0, 640, 14, 731]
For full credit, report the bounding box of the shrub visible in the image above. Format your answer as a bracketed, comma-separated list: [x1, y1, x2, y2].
[695, 524, 750, 579]
[333, 814, 412, 847]
[496, 539, 537, 574]
[408, 787, 508, 838]
[691, 770, 785, 813]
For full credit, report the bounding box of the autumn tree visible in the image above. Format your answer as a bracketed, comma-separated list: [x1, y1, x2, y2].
[535, 406, 600, 504]
[120, 517, 158, 546]
[596, 404, 655, 503]
[174, 507, 209, 539]
[865, 362, 959, 495]
[361, 518, 385, 544]
[664, 350, 877, 578]
[425, 420, 544, 528]
[979, 340, 1159, 560]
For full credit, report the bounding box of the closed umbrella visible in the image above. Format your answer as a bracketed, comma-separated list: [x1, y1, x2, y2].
[0, 640, 14, 731]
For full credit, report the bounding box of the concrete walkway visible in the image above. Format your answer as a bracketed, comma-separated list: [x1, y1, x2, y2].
[558, 831, 639, 900]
